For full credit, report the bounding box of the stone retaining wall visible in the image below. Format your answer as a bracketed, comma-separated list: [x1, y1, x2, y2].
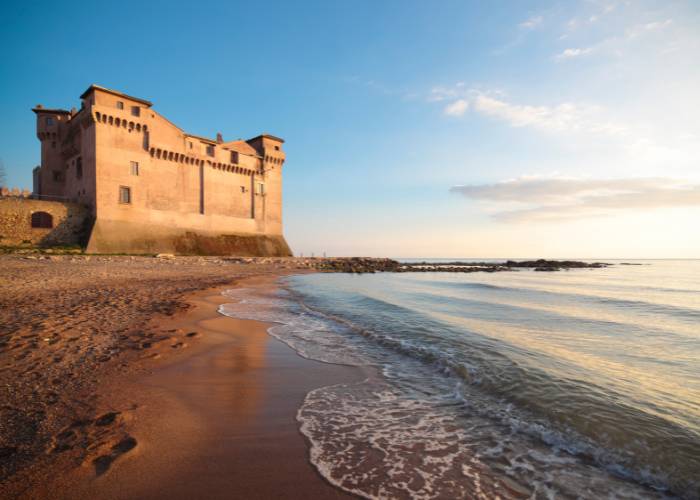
[0, 196, 91, 247]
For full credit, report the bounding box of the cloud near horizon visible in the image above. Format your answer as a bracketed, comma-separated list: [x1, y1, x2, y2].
[450, 177, 700, 223]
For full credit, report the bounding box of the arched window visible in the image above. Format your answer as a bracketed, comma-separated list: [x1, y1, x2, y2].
[31, 211, 53, 228]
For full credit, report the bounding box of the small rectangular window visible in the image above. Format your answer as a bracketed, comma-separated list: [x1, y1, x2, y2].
[116, 101, 124, 110]
[231, 151, 239, 164]
[131, 106, 140, 117]
[76, 157, 83, 179]
[189, 142, 193, 149]
[255, 182, 265, 195]
[46, 117, 54, 126]
[130, 161, 139, 176]
[119, 186, 131, 204]
[206, 144, 215, 157]
[52, 170, 64, 182]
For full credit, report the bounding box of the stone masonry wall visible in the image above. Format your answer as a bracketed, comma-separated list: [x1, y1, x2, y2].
[0, 196, 91, 247]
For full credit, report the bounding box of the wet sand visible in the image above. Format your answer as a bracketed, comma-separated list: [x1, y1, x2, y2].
[0, 256, 362, 499]
[52, 276, 362, 499]
[0, 257, 363, 499]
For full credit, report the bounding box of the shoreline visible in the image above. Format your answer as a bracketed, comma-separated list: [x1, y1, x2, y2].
[21, 272, 364, 499]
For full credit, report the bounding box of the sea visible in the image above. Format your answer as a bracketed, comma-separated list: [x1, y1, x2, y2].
[219, 259, 700, 499]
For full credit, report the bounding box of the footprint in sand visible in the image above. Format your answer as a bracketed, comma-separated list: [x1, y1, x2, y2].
[93, 436, 138, 476]
[94, 412, 120, 426]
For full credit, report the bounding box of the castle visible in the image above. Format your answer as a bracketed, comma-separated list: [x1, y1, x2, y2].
[28, 85, 292, 255]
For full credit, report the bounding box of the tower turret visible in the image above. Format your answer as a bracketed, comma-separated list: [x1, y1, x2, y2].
[246, 134, 286, 235]
[32, 105, 71, 197]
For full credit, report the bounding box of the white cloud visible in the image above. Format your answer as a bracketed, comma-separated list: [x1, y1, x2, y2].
[555, 47, 594, 60]
[520, 15, 543, 30]
[428, 82, 465, 102]
[450, 176, 700, 222]
[472, 94, 626, 136]
[443, 99, 469, 117]
[557, 18, 674, 61]
[625, 19, 673, 39]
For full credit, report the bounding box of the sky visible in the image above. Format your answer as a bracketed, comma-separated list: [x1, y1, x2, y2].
[1, 0, 699, 258]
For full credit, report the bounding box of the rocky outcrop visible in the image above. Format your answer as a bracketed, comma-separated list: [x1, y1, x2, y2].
[504, 259, 610, 270]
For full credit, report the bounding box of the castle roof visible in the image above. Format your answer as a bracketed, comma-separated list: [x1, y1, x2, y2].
[80, 84, 153, 107]
[185, 133, 217, 145]
[248, 133, 285, 143]
[31, 107, 71, 114]
[222, 140, 258, 156]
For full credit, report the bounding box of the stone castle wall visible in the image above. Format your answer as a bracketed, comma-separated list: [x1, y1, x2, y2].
[25, 85, 292, 256]
[0, 196, 91, 247]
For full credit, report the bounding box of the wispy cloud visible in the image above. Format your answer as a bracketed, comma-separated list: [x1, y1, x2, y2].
[556, 18, 674, 62]
[443, 99, 469, 116]
[428, 82, 466, 102]
[520, 15, 543, 30]
[555, 47, 593, 60]
[450, 177, 700, 222]
[435, 87, 629, 138]
[472, 94, 626, 136]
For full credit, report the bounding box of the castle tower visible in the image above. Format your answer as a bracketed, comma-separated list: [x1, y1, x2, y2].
[246, 134, 286, 235]
[32, 105, 72, 198]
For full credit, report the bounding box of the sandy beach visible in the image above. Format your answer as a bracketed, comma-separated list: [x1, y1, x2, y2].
[0, 255, 360, 499]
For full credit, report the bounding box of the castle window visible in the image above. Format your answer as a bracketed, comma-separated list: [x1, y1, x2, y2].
[76, 157, 83, 179]
[52, 170, 64, 182]
[206, 144, 215, 157]
[46, 117, 54, 126]
[274, 145, 280, 151]
[130, 161, 139, 176]
[119, 186, 132, 204]
[189, 142, 193, 149]
[31, 211, 53, 229]
[255, 182, 265, 195]
[117, 101, 124, 110]
[230, 151, 239, 164]
[131, 106, 140, 117]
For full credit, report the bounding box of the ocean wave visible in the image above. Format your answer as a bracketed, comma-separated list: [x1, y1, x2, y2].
[431, 280, 700, 322]
[217, 281, 697, 498]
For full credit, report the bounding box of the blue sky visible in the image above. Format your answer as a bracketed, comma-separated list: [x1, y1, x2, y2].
[1, 1, 699, 257]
